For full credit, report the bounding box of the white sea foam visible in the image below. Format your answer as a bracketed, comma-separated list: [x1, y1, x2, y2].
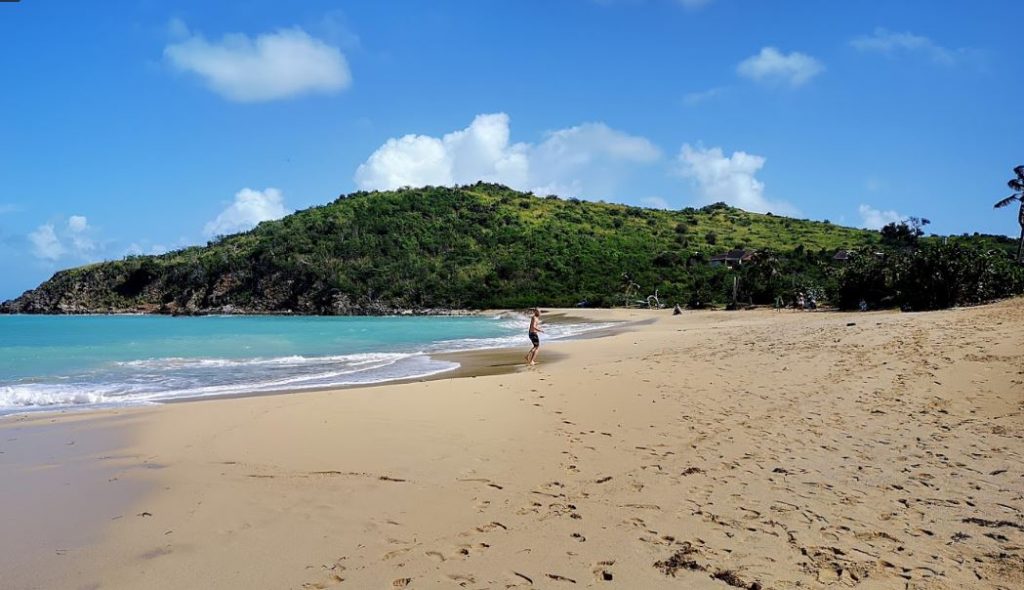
[0, 352, 456, 415]
[0, 385, 108, 408]
[116, 352, 417, 370]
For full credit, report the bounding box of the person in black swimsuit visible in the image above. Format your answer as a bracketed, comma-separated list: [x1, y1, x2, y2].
[525, 308, 544, 365]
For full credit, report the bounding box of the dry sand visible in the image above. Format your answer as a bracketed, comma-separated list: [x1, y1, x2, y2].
[2, 300, 1023, 590]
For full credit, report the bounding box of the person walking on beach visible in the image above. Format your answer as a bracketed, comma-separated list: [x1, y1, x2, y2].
[525, 308, 544, 365]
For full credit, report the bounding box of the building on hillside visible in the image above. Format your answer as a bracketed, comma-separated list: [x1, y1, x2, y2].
[833, 249, 851, 262]
[709, 249, 755, 268]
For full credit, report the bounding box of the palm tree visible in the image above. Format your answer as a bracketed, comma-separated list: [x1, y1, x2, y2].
[994, 165, 1024, 263]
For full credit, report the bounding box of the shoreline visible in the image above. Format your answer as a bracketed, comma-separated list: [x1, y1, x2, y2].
[2, 302, 1022, 589]
[0, 309, 630, 418]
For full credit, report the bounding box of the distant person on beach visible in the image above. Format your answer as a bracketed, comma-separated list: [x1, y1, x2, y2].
[525, 308, 544, 365]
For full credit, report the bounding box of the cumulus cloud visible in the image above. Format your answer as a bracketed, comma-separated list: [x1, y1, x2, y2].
[28, 215, 101, 261]
[676, 144, 796, 215]
[67, 215, 88, 232]
[29, 224, 64, 260]
[858, 204, 904, 230]
[204, 187, 289, 237]
[164, 25, 351, 102]
[125, 242, 169, 257]
[66, 215, 96, 255]
[850, 28, 969, 66]
[737, 47, 824, 87]
[641, 196, 671, 210]
[355, 113, 660, 199]
[356, 134, 456, 189]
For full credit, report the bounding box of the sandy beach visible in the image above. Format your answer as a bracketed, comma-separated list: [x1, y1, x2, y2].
[2, 301, 1023, 590]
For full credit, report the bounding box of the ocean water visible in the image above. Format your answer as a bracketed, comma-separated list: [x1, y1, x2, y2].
[0, 314, 607, 415]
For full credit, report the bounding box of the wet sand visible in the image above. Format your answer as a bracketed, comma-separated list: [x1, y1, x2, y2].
[0, 413, 148, 590]
[1, 302, 1022, 589]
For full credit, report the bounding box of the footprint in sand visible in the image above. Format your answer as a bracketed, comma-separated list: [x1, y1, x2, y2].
[301, 558, 346, 588]
[453, 541, 492, 557]
[446, 573, 476, 586]
[391, 578, 411, 588]
[457, 477, 504, 490]
[474, 521, 508, 533]
[532, 481, 566, 498]
[593, 560, 615, 581]
[382, 544, 414, 561]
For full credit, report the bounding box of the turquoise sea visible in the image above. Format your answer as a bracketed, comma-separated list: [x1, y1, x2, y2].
[0, 314, 605, 414]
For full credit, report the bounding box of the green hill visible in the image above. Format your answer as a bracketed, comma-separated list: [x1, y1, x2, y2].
[0, 183, 1013, 314]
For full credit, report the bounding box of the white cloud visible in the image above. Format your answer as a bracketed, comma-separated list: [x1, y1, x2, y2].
[858, 204, 904, 230]
[682, 87, 726, 106]
[355, 113, 660, 199]
[676, 144, 796, 215]
[66, 215, 95, 255]
[164, 25, 351, 102]
[737, 47, 824, 87]
[27, 215, 103, 261]
[124, 242, 170, 258]
[29, 224, 64, 260]
[356, 134, 454, 189]
[850, 28, 968, 66]
[67, 215, 88, 233]
[641, 196, 671, 210]
[204, 187, 289, 237]
[0, 204, 18, 215]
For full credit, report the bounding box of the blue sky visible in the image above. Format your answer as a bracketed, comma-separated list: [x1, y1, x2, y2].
[1, 0, 1021, 299]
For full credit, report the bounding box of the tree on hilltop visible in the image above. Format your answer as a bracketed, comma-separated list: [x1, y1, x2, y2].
[880, 217, 930, 248]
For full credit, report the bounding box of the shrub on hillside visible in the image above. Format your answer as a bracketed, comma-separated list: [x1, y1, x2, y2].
[836, 244, 1024, 311]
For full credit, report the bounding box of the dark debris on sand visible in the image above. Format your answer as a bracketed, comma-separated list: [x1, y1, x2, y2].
[655, 544, 763, 589]
[653, 543, 705, 576]
[713, 569, 763, 590]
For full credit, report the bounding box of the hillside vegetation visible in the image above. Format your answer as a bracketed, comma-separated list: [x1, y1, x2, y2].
[2, 183, 1019, 314]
